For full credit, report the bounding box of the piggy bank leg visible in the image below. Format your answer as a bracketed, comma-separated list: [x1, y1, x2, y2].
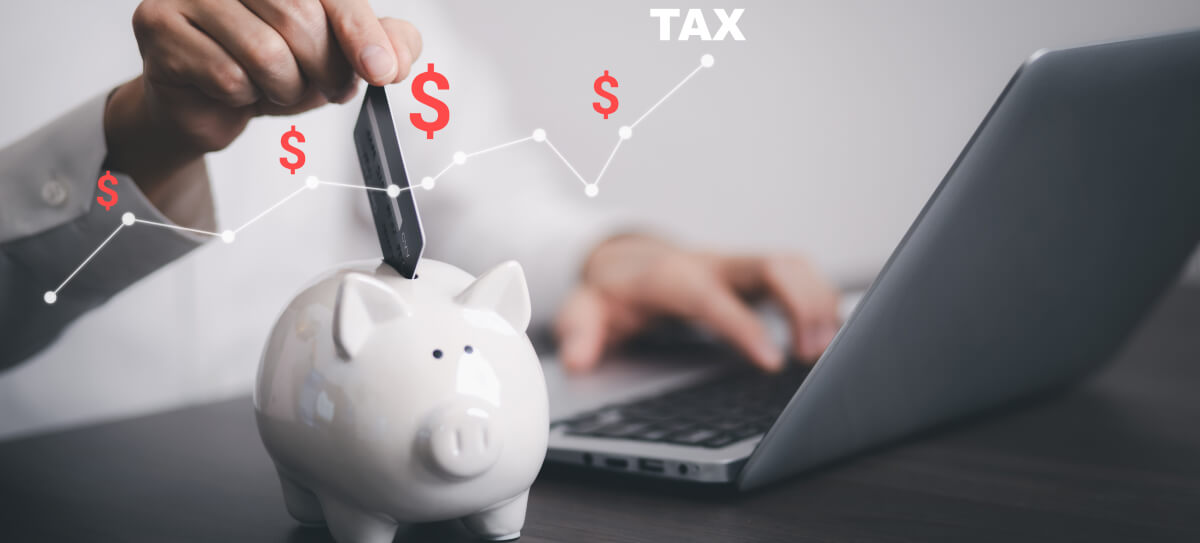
[275, 469, 325, 526]
[461, 490, 529, 541]
[320, 496, 399, 543]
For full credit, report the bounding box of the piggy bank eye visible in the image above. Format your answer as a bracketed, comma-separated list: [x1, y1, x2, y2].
[464, 345, 474, 354]
[432, 349, 443, 359]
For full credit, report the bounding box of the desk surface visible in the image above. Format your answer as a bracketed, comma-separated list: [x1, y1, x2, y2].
[1, 286, 1198, 542]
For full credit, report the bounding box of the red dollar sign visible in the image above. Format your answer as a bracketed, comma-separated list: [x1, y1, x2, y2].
[279, 125, 306, 175]
[96, 170, 119, 211]
[410, 63, 450, 139]
[592, 70, 619, 119]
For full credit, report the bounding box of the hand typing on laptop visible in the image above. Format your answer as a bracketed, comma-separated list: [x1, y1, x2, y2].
[557, 234, 841, 373]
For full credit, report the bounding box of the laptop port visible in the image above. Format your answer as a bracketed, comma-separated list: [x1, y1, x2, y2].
[638, 458, 665, 473]
[603, 457, 629, 469]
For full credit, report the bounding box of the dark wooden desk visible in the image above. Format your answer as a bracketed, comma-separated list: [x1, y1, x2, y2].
[2, 287, 1198, 542]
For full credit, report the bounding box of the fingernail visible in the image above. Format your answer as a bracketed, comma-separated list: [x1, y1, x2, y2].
[756, 341, 785, 372]
[360, 44, 395, 83]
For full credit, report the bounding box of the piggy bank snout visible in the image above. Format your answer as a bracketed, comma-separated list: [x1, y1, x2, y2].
[422, 404, 503, 480]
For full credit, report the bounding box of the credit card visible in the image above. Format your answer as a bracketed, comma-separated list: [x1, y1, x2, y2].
[354, 85, 425, 278]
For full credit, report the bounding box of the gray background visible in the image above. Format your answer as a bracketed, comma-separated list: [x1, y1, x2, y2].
[2, 0, 1198, 284]
[441, 0, 1200, 284]
[0, 1, 1198, 439]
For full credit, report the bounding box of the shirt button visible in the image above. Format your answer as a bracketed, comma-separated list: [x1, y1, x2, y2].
[42, 178, 68, 207]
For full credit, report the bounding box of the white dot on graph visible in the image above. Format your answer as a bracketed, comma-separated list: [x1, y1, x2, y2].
[584, 184, 599, 198]
[306, 176, 320, 189]
[386, 184, 401, 198]
[618, 126, 632, 140]
[421, 177, 436, 190]
[121, 212, 136, 226]
[43, 291, 56, 305]
[532, 129, 546, 142]
[221, 230, 236, 244]
[453, 152, 467, 165]
[701, 54, 714, 68]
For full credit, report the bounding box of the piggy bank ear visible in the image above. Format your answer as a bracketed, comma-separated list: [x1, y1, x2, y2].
[454, 261, 531, 332]
[334, 273, 412, 359]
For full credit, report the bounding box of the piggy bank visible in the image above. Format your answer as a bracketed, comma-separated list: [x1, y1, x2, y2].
[254, 258, 548, 542]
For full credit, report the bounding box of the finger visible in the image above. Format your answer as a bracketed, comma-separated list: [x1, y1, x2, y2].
[321, 0, 399, 85]
[555, 288, 610, 373]
[241, 0, 354, 102]
[683, 280, 785, 372]
[133, 2, 259, 107]
[379, 17, 422, 83]
[330, 76, 362, 104]
[182, 0, 306, 105]
[256, 85, 328, 116]
[757, 258, 841, 362]
[604, 303, 648, 345]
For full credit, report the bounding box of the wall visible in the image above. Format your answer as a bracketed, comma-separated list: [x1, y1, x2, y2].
[0, 1, 1197, 438]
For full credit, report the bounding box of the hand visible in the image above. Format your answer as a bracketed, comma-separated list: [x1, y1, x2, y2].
[104, 0, 422, 223]
[556, 235, 842, 373]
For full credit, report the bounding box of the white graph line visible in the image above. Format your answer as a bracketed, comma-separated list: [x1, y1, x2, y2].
[318, 180, 389, 192]
[48, 223, 125, 300]
[44, 54, 714, 303]
[134, 218, 221, 237]
[543, 138, 589, 187]
[427, 54, 714, 194]
[594, 138, 624, 186]
[632, 63, 704, 129]
[466, 136, 533, 158]
[431, 161, 456, 182]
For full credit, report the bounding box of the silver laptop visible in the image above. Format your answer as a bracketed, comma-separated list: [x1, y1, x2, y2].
[542, 29, 1200, 490]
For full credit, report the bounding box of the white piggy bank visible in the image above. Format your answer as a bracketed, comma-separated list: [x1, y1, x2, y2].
[254, 259, 548, 542]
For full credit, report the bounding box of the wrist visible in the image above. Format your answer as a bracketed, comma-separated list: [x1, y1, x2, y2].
[103, 77, 214, 230]
[104, 77, 199, 189]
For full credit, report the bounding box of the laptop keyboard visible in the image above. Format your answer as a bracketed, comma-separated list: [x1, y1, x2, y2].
[559, 363, 810, 449]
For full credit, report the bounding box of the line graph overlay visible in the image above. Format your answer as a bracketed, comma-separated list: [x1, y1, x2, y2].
[134, 218, 221, 238]
[44, 223, 125, 304]
[434, 53, 715, 197]
[632, 62, 705, 128]
[44, 54, 714, 303]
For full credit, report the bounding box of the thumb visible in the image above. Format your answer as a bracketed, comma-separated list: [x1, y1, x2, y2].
[321, 0, 399, 85]
[555, 288, 610, 373]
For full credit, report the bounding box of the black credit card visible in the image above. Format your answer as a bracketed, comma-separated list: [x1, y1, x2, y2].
[354, 85, 425, 278]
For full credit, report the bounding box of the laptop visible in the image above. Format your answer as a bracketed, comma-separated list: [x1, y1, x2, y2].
[541, 29, 1200, 489]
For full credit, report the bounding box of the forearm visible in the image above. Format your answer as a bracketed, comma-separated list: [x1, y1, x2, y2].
[104, 76, 215, 232]
[0, 91, 215, 369]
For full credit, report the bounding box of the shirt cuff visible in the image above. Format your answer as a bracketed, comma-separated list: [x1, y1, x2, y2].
[0, 91, 214, 366]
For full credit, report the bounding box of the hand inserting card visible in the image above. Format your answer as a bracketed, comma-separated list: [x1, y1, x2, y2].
[354, 85, 425, 278]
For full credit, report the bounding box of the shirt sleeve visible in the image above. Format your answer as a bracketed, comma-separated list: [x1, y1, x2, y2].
[0, 92, 214, 369]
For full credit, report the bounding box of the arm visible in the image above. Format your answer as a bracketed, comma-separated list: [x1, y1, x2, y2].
[0, 0, 423, 369]
[0, 92, 213, 369]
